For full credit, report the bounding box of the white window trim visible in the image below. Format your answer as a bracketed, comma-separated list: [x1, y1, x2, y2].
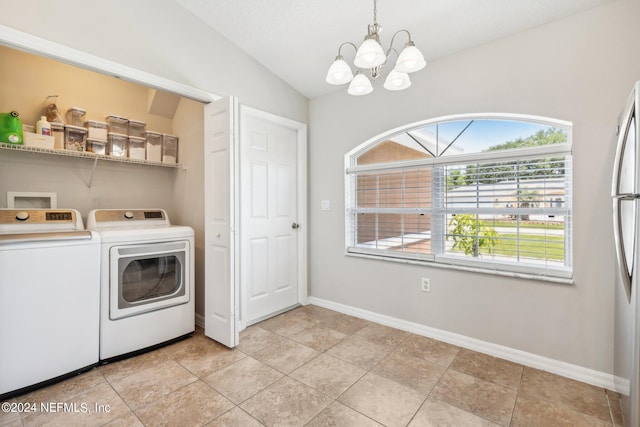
[345, 113, 572, 162]
[344, 250, 574, 284]
[344, 113, 573, 283]
[347, 143, 572, 174]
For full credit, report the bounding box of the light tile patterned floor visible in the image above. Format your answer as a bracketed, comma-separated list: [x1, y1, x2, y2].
[0, 305, 625, 426]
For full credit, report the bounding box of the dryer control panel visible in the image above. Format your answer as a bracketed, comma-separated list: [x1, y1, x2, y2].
[86, 209, 170, 230]
[94, 210, 165, 222]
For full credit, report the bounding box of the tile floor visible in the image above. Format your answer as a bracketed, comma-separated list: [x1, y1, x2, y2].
[0, 305, 625, 426]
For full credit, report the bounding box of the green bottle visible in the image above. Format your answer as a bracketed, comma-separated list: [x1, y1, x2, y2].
[0, 111, 23, 144]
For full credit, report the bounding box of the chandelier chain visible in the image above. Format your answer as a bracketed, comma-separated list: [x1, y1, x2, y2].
[373, 0, 378, 25]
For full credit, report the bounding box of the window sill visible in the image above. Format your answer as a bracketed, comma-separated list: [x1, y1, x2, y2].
[344, 251, 574, 285]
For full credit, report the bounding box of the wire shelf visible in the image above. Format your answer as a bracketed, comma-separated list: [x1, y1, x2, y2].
[0, 142, 180, 168]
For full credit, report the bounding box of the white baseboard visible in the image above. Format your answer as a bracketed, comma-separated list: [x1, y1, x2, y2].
[308, 296, 619, 392]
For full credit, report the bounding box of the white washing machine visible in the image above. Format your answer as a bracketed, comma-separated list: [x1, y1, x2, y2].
[86, 209, 194, 361]
[0, 209, 100, 398]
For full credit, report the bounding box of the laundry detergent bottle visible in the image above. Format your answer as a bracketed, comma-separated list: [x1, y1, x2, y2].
[0, 111, 23, 144]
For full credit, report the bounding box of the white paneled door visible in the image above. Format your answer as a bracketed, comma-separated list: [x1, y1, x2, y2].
[204, 97, 239, 347]
[240, 107, 306, 326]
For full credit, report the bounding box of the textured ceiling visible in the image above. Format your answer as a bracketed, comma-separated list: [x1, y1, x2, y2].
[175, 0, 617, 99]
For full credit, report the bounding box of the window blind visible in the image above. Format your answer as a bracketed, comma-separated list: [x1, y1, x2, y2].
[442, 155, 572, 272]
[347, 167, 434, 259]
[346, 152, 572, 276]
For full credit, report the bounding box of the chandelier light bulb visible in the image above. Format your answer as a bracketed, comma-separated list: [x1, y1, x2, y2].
[395, 42, 426, 73]
[326, 56, 354, 85]
[383, 69, 411, 91]
[354, 38, 386, 68]
[347, 72, 373, 96]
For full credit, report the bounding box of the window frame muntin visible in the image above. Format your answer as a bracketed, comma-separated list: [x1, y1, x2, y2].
[344, 113, 573, 282]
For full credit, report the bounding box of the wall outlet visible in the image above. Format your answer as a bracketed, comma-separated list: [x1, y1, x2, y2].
[320, 200, 331, 211]
[421, 277, 431, 292]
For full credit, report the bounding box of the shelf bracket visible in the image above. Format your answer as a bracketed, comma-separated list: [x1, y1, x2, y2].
[87, 155, 99, 189]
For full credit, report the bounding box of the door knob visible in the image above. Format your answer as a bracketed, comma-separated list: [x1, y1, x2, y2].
[292, 222, 300, 229]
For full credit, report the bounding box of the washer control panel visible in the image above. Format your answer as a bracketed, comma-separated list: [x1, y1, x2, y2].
[0, 210, 76, 224]
[0, 209, 83, 233]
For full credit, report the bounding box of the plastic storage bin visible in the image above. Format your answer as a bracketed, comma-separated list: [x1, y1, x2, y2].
[128, 120, 146, 138]
[23, 132, 54, 149]
[85, 120, 108, 141]
[64, 125, 87, 151]
[65, 108, 86, 127]
[107, 133, 128, 157]
[162, 134, 178, 164]
[105, 115, 128, 134]
[51, 122, 64, 149]
[144, 131, 162, 162]
[86, 138, 107, 155]
[128, 136, 146, 160]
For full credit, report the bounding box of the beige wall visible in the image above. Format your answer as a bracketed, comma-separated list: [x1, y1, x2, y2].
[0, 45, 210, 315]
[0, 0, 307, 125]
[171, 97, 206, 315]
[0, 46, 174, 132]
[309, 0, 640, 374]
[0, 46, 192, 217]
[0, 0, 309, 320]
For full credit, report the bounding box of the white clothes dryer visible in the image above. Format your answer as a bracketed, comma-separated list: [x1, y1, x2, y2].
[86, 209, 194, 361]
[0, 209, 100, 398]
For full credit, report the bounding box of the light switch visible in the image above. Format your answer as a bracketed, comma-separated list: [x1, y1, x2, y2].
[320, 200, 331, 211]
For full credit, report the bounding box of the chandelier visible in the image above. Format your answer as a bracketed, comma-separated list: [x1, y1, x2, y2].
[325, 0, 427, 95]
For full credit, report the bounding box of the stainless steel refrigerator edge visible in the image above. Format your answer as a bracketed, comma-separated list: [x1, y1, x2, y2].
[613, 80, 640, 427]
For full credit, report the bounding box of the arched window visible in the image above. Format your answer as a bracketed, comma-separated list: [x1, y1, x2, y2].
[345, 114, 572, 282]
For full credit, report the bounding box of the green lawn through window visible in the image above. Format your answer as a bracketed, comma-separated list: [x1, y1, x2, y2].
[491, 233, 565, 261]
[448, 220, 566, 261]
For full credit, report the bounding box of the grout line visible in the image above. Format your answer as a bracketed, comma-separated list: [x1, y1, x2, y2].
[195, 380, 239, 426]
[506, 365, 527, 426]
[96, 367, 142, 426]
[605, 391, 617, 426]
[10, 305, 615, 426]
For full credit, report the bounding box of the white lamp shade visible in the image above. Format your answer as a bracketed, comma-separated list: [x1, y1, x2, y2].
[348, 73, 373, 96]
[395, 44, 426, 73]
[354, 38, 386, 68]
[384, 69, 411, 91]
[326, 58, 353, 85]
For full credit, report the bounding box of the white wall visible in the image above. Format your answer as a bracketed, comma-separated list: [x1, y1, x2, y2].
[309, 0, 640, 374]
[3, 0, 636, 374]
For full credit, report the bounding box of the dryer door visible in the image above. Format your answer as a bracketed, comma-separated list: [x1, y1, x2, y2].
[109, 241, 190, 320]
